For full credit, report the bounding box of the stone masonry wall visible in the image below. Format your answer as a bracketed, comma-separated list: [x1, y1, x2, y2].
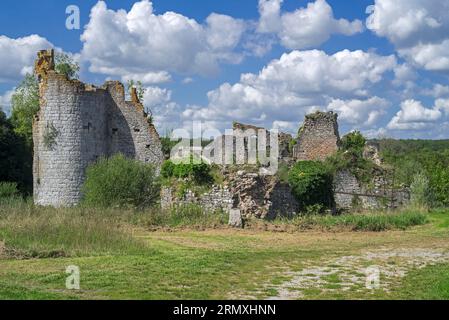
[293, 111, 340, 161]
[160, 171, 299, 220]
[333, 170, 410, 210]
[161, 186, 233, 214]
[33, 50, 163, 206]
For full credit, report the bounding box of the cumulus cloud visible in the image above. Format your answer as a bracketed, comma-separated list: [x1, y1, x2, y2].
[387, 99, 443, 130]
[327, 97, 390, 127]
[80, 0, 246, 80]
[422, 84, 449, 98]
[367, 0, 449, 71]
[257, 0, 363, 49]
[121, 72, 171, 85]
[182, 49, 396, 132]
[0, 34, 53, 83]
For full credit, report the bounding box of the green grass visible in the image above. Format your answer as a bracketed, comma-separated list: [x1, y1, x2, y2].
[387, 263, 449, 300]
[0, 202, 448, 300]
[0, 201, 147, 258]
[272, 210, 428, 231]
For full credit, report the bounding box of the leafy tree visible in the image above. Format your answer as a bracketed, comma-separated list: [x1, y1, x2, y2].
[340, 130, 366, 157]
[10, 74, 39, 146]
[288, 161, 333, 212]
[0, 110, 31, 193]
[55, 52, 80, 80]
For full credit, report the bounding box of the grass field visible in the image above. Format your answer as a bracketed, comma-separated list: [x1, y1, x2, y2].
[0, 203, 448, 300]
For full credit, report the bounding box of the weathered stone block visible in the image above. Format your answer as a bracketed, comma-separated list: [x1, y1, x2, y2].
[228, 209, 243, 228]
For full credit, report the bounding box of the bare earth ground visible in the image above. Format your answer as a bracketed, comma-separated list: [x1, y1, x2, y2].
[1, 213, 449, 299]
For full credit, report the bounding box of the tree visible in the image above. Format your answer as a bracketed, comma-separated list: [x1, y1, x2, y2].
[55, 52, 80, 80]
[0, 110, 31, 193]
[341, 130, 366, 157]
[10, 74, 39, 146]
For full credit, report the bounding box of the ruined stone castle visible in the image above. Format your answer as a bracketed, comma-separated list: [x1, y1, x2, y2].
[33, 50, 163, 206]
[32, 49, 408, 215]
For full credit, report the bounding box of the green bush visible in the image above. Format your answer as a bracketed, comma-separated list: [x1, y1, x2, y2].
[0, 182, 23, 207]
[0, 182, 20, 200]
[161, 158, 213, 185]
[325, 131, 375, 184]
[340, 131, 366, 155]
[82, 154, 160, 208]
[288, 161, 333, 212]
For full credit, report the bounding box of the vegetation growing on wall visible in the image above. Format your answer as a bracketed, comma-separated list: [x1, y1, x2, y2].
[54, 52, 80, 80]
[288, 161, 333, 212]
[325, 131, 375, 184]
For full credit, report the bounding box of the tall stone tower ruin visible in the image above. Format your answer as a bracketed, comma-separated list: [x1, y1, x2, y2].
[33, 49, 164, 207]
[293, 111, 340, 161]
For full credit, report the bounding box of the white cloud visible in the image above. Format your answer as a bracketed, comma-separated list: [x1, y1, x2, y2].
[182, 49, 396, 132]
[182, 77, 194, 84]
[327, 97, 390, 127]
[0, 34, 53, 83]
[422, 84, 449, 98]
[367, 0, 449, 71]
[80, 1, 246, 79]
[0, 89, 14, 116]
[143, 86, 172, 108]
[387, 99, 442, 130]
[258, 0, 283, 33]
[121, 72, 171, 85]
[398, 40, 449, 72]
[258, 0, 363, 49]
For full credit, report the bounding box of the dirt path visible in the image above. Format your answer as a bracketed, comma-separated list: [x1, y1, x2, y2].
[265, 247, 449, 300]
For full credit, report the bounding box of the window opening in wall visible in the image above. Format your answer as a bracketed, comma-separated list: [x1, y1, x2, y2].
[112, 128, 118, 134]
[83, 122, 92, 131]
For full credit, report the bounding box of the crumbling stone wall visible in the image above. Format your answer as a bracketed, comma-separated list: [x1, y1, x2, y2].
[227, 171, 299, 219]
[33, 50, 163, 207]
[160, 171, 299, 220]
[293, 111, 340, 161]
[333, 170, 410, 211]
[161, 186, 233, 214]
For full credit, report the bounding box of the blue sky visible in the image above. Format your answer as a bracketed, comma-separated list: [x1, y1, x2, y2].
[1, 0, 449, 139]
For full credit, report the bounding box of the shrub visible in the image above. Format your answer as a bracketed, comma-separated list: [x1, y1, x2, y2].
[82, 154, 160, 208]
[410, 172, 431, 209]
[325, 131, 374, 184]
[288, 161, 333, 212]
[0, 182, 20, 200]
[161, 158, 213, 185]
[340, 131, 366, 155]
